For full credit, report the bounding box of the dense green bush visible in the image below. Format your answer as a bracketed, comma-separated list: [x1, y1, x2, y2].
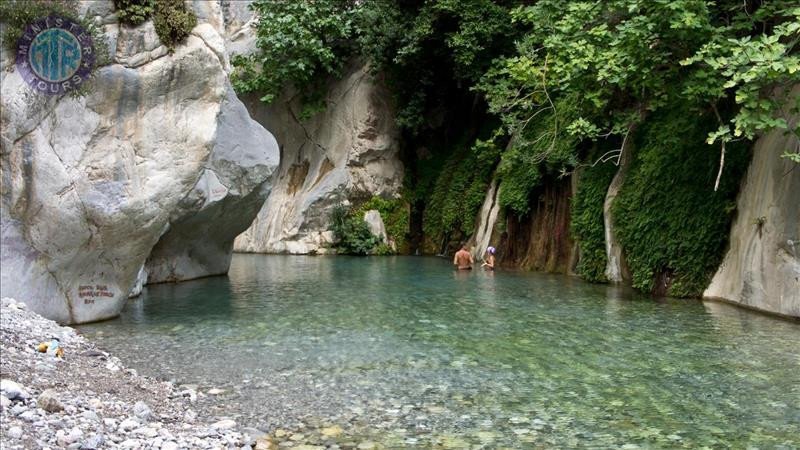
[0, 0, 75, 50]
[0, 0, 109, 91]
[423, 137, 501, 246]
[153, 0, 196, 50]
[356, 0, 520, 133]
[570, 157, 617, 283]
[330, 204, 381, 256]
[231, 0, 356, 105]
[612, 104, 750, 297]
[113, 0, 153, 26]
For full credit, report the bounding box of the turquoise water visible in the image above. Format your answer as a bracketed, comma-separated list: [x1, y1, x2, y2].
[79, 255, 800, 448]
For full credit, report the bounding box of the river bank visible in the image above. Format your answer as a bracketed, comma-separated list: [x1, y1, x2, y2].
[0, 297, 252, 450]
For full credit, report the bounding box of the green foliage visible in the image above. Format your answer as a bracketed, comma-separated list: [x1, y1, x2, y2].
[357, 0, 520, 133]
[0, 0, 75, 50]
[483, 0, 720, 149]
[217, 0, 796, 290]
[355, 197, 410, 253]
[612, 104, 750, 297]
[113, 0, 153, 26]
[495, 141, 542, 216]
[570, 158, 617, 283]
[784, 150, 800, 163]
[424, 137, 502, 243]
[489, 96, 583, 215]
[680, 3, 800, 154]
[330, 204, 381, 256]
[231, 0, 356, 105]
[153, 0, 196, 50]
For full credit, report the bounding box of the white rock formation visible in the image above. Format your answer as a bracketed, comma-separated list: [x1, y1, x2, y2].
[234, 63, 404, 254]
[603, 135, 634, 283]
[704, 94, 800, 317]
[144, 84, 278, 283]
[128, 266, 148, 299]
[470, 179, 502, 261]
[364, 210, 389, 245]
[0, 4, 278, 323]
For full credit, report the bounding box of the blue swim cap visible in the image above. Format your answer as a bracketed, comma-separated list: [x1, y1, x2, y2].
[487, 246, 496, 254]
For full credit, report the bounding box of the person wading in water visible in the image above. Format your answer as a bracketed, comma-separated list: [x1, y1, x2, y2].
[481, 246, 496, 270]
[453, 243, 474, 270]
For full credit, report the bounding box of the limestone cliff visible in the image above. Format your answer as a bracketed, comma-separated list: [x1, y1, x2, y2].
[704, 93, 800, 317]
[0, 2, 279, 323]
[470, 179, 502, 262]
[234, 63, 404, 254]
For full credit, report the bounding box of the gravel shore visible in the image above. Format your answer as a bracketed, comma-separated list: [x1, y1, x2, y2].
[0, 298, 251, 450]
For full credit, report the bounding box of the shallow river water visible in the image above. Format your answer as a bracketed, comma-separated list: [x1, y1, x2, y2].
[79, 255, 800, 449]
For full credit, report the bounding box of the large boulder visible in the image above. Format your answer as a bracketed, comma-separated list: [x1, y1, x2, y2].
[144, 84, 277, 283]
[0, 7, 278, 323]
[234, 62, 404, 254]
[704, 90, 800, 317]
[364, 210, 389, 244]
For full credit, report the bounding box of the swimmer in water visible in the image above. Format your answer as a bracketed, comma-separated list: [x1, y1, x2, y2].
[453, 242, 473, 270]
[481, 246, 496, 270]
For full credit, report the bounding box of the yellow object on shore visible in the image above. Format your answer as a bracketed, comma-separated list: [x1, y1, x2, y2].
[35, 340, 64, 358]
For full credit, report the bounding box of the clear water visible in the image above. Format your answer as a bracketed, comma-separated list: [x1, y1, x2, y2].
[78, 255, 800, 449]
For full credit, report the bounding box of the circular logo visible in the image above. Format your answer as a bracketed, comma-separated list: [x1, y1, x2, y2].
[15, 15, 95, 95]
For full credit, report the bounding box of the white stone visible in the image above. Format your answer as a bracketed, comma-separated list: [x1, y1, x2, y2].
[119, 418, 140, 432]
[128, 265, 148, 298]
[211, 419, 236, 430]
[133, 427, 158, 438]
[8, 426, 23, 439]
[0, 379, 29, 400]
[66, 427, 84, 444]
[132, 401, 153, 422]
[161, 441, 180, 450]
[364, 210, 389, 245]
[0, 394, 11, 410]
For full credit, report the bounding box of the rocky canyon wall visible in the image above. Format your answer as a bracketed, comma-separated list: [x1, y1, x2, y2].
[0, 1, 279, 323]
[234, 63, 404, 254]
[469, 177, 575, 273]
[704, 91, 800, 317]
[499, 178, 575, 272]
